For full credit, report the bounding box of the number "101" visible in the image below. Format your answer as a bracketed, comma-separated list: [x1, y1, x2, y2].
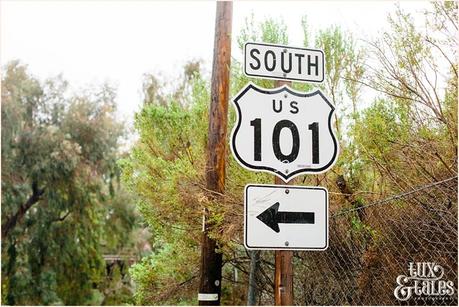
[250, 118, 319, 164]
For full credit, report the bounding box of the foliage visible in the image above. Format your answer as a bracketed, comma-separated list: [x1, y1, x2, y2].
[120, 65, 210, 305]
[1, 61, 139, 305]
[352, 1, 458, 192]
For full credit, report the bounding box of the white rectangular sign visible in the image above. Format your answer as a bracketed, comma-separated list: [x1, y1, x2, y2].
[244, 184, 328, 250]
[244, 42, 324, 83]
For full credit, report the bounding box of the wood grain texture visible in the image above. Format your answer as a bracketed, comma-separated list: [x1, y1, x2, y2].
[199, 2, 232, 306]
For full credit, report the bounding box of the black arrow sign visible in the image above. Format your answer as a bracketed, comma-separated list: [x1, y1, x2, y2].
[256, 202, 315, 233]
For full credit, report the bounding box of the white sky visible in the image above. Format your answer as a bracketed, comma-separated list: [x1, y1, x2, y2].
[1, 0, 430, 124]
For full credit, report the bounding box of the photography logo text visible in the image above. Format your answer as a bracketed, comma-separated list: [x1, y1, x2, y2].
[394, 262, 455, 301]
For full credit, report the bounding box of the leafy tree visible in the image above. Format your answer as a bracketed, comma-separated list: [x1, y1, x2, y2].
[1, 61, 138, 305]
[120, 63, 210, 305]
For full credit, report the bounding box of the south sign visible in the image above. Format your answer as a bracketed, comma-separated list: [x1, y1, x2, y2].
[230, 82, 339, 181]
[244, 42, 324, 83]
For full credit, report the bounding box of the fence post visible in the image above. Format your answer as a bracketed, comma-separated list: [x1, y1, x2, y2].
[247, 250, 260, 305]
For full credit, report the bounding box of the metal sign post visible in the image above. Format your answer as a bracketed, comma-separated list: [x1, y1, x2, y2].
[273, 79, 293, 306]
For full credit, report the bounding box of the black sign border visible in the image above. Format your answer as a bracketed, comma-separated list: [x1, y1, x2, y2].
[231, 82, 339, 181]
[244, 184, 328, 250]
[244, 42, 325, 83]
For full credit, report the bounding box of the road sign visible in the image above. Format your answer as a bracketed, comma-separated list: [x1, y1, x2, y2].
[230, 82, 339, 181]
[244, 42, 324, 83]
[244, 184, 328, 250]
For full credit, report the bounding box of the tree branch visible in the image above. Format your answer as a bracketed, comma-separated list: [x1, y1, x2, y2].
[1, 183, 44, 238]
[50, 210, 71, 223]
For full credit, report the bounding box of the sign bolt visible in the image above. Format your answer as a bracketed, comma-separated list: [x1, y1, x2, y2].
[284, 241, 289, 246]
[284, 94, 288, 98]
[283, 73, 287, 78]
[285, 169, 289, 174]
[285, 189, 289, 194]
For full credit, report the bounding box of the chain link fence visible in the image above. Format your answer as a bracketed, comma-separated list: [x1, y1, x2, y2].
[245, 176, 458, 305]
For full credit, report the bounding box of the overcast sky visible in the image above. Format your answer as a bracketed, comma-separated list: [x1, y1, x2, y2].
[1, 1, 429, 123]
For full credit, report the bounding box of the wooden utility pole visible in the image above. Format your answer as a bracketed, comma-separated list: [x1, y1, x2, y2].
[274, 80, 294, 306]
[198, 2, 232, 305]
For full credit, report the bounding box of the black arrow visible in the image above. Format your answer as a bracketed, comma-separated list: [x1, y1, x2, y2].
[256, 202, 315, 233]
